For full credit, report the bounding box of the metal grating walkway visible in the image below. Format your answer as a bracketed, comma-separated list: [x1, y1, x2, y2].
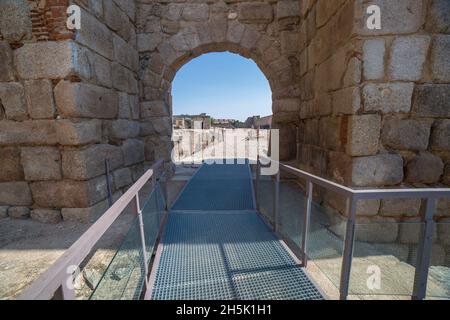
[149, 162, 323, 300]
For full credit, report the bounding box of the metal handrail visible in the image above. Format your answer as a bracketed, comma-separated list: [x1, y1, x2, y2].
[19, 158, 166, 300]
[256, 155, 450, 300]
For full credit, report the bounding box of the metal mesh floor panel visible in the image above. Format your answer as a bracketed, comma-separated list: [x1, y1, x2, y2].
[151, 211, 323, 300]
[171, 163, 254, 211]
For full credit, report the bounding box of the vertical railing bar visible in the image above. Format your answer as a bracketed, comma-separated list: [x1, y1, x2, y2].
[274, 169, 280, 232]
[301, 180, 313, 267]
[256, 155, 261, 212]
[53, 281, 76, 300]
[412, 197, 437, 300]
[339, 197, 357, 300]
[135, 194, 149, 286]
[105, 159, 113, 207]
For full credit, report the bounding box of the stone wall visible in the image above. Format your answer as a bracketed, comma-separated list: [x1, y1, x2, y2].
[294, 0, 450, 222]
[0, 0, 148, 223]
[136, 0, 303, 164]
[0, 0, 449, 227]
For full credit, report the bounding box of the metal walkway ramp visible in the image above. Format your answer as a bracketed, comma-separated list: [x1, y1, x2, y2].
[148, 162, 323, 300]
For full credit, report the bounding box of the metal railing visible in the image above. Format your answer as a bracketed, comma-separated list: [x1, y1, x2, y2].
[19, 158, 167, 300]
[256, 155, 450, 300]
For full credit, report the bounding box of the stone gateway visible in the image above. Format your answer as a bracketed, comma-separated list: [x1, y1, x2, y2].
[0, 0, 449, 230]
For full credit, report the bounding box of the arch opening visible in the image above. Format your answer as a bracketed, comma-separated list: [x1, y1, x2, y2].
[168, 51, 273, 164]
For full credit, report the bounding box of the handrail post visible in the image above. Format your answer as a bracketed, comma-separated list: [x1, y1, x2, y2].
[301, 180, 313, 267]
[256, 156, 261, 211]
[135, 194, 149, 285]
[412, 197, 437, 300]
[105, 159, 113, 207]
[339, 197, 357, 300]
[273, 169, 280, 232]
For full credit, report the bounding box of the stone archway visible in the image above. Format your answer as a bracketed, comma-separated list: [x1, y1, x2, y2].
[138, 5, 302, 165]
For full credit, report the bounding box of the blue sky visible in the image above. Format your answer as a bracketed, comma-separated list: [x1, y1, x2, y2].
[172, 52, 272, 121]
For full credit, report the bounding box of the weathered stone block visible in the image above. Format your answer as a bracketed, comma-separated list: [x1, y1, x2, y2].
[354, 0, 424, 35]
[0, 0, 32, 42]
[170, 26, 201, 52]
[24, 80, 55, 120]
[76, 6, 113, 60]
[31, 177, 108, 208]
[0, 83, 27, 121]
[21, 147, 62, 181]
[363, 83, 414, 113]
[363, 39, 385, 80]
[62, 144, 124, 181]
[0, 206, 8, 219]
[398, 218, 437, 244]
[113, 34, 139, 72]
[0, 41, 15, 81]
[332, 87, 361, 115]
[141, 101, 170, 118]
[130, 164, 145, 182]
[105, 120, 140, 140]
[137, 33, 163, 52]
[240, 27, 261, 51]
[0, 182, 32, 206]
[343, 57, 362, 88]
[277, 0, 300, 19]
[443, 164, 450, 186]
[8, 207, 30, 220]
[382, 119, 432, 151]
[62, 198, 110, 224]
[273, 99, 299, 113]
[161, 3, 183, 21]
[31, 209, 62, 224]
[319, 117, 343, 151]
[114, 0, 135, 22]
[346, 114, 381, 156]
[328, 152, 353, 185]
[324, 189, 380, 216]
[437, 219, 450, 246]
[437, 198, 450, 216]
[182, 4, 209, 21]
[380, 198, 421, 217]
[113, 168, 132, 189]
[238, 3, 273, 23]
[352, 154, 404, 187]
[406, 152, 444, 184]
[129, 95, 140, 120]
[140, 122, 155, 136]
[55, 120, 102, 146]
[431, 120, 450, 151]
[84, 48, 113, 88]
[425, 0, 450, 34]
[151, 117, 172, 136]
[280, 31, 299, 56]
[104, 0, 133, 42]
[0, 147, 24, 182]
[355, 217, 399, 243]
[122, 139, 145, 166]
[111, 63, 139, 94]
[54, 81, 118, 119]
[389, 36, 430, 81]
[15, 41, 89, 80]
[412, 85, 450, 118]
[0, 120, 57, 146]
[431, 35, 450, 82]
[227, 21, 245, 44]
[118, 93, 130, 119]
